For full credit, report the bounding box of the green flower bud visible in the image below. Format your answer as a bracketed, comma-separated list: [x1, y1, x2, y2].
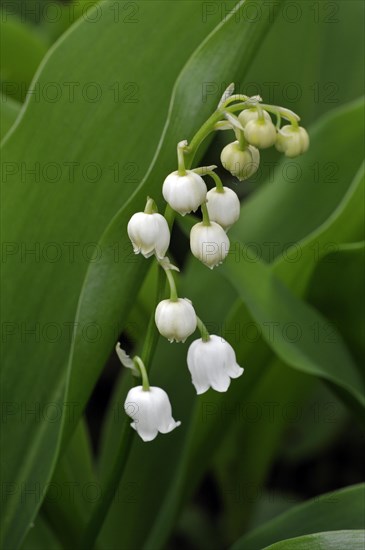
[220, 141, 260, 181]
[244, 118, 277, 149]
[275, 125, 310, 158]
[238, 108, 271, 127]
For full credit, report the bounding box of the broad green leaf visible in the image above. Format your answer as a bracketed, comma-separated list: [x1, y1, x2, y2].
[273, 162, 364, 294]
[307, 242, 365, 373]
[41, 419, 96, 547]
[21, 517, 61, 550]
[214, 359, 313, 539]
[244, 1, 364, 125]
[40, 0, 101, 42]
[221, 254, 365, 416]
[0, 14, 48, 101]
[231, 485, 365, 550]
[0, 94, 21, 140]
[262, 530, 365, 550]
[1, 2, 225, 547]
[279, 380, 348, 463]
[1, 0, 100, 41]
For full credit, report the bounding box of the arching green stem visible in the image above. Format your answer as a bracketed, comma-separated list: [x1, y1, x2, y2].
[206, 170, 224, 193]
[201, 202, 210, 226]
[196, 317, 210, 342]
[164, 268, 178, 302]
[133, 356, 150, 391]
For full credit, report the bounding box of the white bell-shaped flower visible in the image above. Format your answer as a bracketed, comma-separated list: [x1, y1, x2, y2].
[190, 221, 230, 269]
[275, 125, 310, 157]
[244, 118, 277, 149]
[162, 170, 207, 215]
[124, 386, 181, 442]
[187, 335, 243, 394]
[127, 212, 170, 259]
[220, 141, 260, 181]
[238, 108, 271, 127]
[206, 187, 240, 231]
[155, 298, 197, 342]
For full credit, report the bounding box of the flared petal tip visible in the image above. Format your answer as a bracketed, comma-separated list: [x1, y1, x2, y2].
[194, 383, 210, 395]
[230, 364, 244, 378]
[160, 420, 182, 434]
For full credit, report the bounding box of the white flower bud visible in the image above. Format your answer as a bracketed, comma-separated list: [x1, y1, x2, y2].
[220, 141, 260, 181]
[275, 125, 310, 158]
[127, 212, 170, 259]
[190, 221, 229, 269]
[124, 386, 181, 442]
[244, 118, 277, 149]
[187, 335, 243, 394]
[238, 108, 271, 127]
[162, 170, 207, 216]
[155, 298, 197, 342]
[206, 187, 240, 230]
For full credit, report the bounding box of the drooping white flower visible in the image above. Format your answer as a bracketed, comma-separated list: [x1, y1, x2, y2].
[190, 221, 229, 269]
[127, 211, 170, 259]
[220, 141, 260, 181]
[155, 298, 197, 342]
[244, 118, 277, 149]
[162, 170, 207, 215]
[187, 335, 243, 394]
[238, 108, 271, 127]
[124, 386, 181, 442]
[275, 125, 310, 157]
[206, 187, 240, 230]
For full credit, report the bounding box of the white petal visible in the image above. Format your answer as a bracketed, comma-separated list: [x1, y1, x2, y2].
[163, 171, 207, 215]
[190, 222, 230, 268]
[227, 363, 244, 378]
[206, 187, 240, 230]
[155, 299, 197, 342]
[187, 335, 243, 395]
[149, 387, 181, 434]
[115, 343, 139, 376]
[187, 340, 212, 394]
[124, 386, 180, 442]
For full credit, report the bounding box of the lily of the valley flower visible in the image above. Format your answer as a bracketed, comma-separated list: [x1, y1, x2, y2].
[155, 298, 197, 342]
[124, 386, 181, 442]
[162, 170, 207, 215]
[206, 187, 240, 231]
[220, 141, 260, 181]
[244, 117, 277, 149]
[127, 210, 170, 259]
[238, 107, 271, 127]
[275, 125, 310, 157]
[187, 335, 244, 394]
[190, 221, 230, 269]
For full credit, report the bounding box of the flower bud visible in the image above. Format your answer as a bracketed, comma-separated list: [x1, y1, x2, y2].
[187, 335, 243, 394]
[244, 118, 277, 149]
[155, 298, 197, 343]
[238, 108, 271, 127]
[275, 125, 309, 157]
[127, 212, 170, 259]
[220, 141, 260, 181]
[190, 221, 229, 269]
[124, 386, 181, 442]
[206, 187, 240, 230]
[162, 170, 207, 216]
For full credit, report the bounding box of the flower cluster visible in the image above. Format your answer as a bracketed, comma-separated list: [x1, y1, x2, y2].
[119, 84, 309, 442]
